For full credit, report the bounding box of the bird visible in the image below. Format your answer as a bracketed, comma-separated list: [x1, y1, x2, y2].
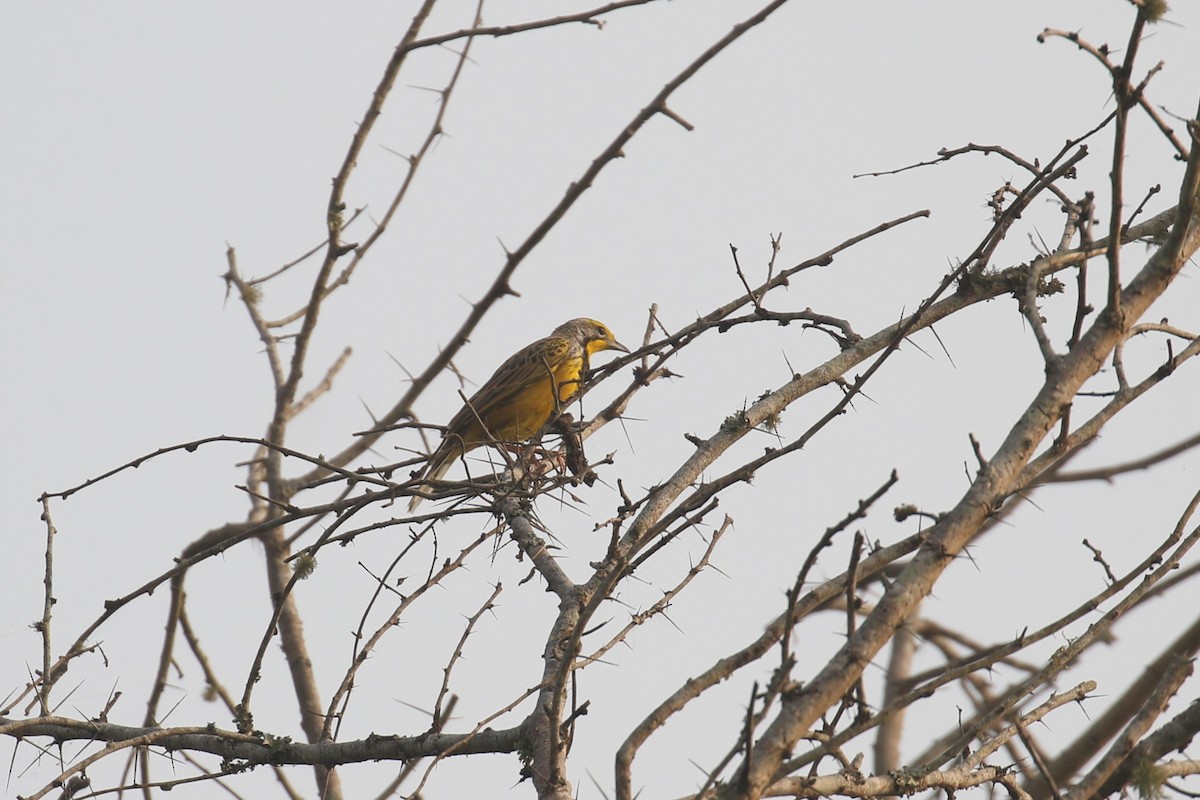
[408, 318, 629, 510]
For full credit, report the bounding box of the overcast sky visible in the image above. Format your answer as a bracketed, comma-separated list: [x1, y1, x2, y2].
[4, 2, 1199, 798]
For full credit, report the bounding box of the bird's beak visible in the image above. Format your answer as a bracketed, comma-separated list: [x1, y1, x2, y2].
[609, 337, 631, 354]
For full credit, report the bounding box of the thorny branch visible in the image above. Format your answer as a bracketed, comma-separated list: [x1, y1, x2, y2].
[12, 3, 1200, 800]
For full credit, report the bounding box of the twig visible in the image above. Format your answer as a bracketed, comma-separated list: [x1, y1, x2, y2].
[576, 516, 731, 670]
[729, 244, 763, 312]
[43, 434, 400, 501]
[432, 583, 503, 731]
[224, 246, 285, 391]
[1064, 656, 1193, 800]
[405, 0, 662, 51]
[1081, 538, 1118, 584]
[614, 478, 906, 800]
[36, 497, 56, 716]
[322, 527, 495, 740]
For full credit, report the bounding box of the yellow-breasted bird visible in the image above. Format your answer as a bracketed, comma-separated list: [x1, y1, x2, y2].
[408, 318, 629, 510]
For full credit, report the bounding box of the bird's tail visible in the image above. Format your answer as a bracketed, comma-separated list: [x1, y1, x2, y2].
[407, 444, 458, 512]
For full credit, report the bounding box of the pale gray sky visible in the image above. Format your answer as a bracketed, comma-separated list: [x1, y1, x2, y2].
[4, 2, 1199, 797]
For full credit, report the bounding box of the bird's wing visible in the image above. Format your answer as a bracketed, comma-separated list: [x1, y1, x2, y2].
[444, 335, 569, 438]
[409, 335, 571, 511]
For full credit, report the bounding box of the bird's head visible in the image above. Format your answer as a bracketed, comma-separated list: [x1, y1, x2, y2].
[556, 318, 630, 357]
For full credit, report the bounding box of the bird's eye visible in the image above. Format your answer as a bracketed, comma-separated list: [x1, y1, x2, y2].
[595, 324, 606, 336]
